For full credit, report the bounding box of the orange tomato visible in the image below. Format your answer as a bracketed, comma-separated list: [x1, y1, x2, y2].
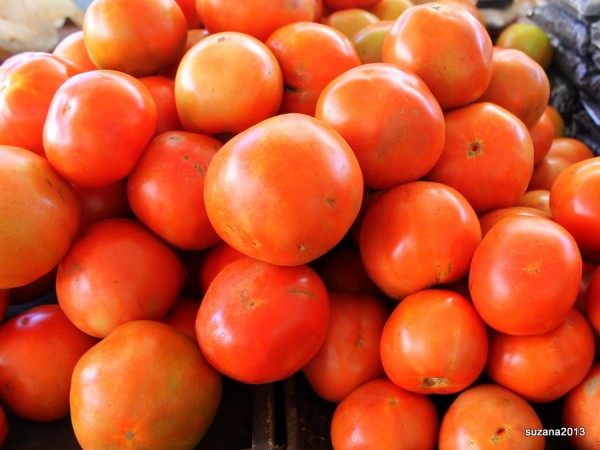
[198, 241, 247, 294]
[529, 107, 555, 164]
[71, 179, 133, 232]
[562, 364, 600, 449]
[516, 189, 550, 214]
[495, 21, 554, 70]
[527, 153, 573, 191]
[138, 75, 184, 136]
[545, 104, 565, 137]
[548, 136, 595, 163]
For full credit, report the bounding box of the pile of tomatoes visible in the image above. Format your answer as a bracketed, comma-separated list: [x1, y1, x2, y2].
[0, 0, 599, 448]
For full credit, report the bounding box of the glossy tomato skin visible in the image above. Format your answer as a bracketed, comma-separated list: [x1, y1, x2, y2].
[529, 108, 555, 165]
[70, 320, 222, 449]
[43, 70, 158, 188]
[478, 206, 552, 238]
[438, 383, 545, 450]
[0, 145, 81, 289]
[562, 363, 600, 449]
[351, 20, 395, 64]
[138, 76, 184, 136]
[196, 257, 330, 384]
[56, 218, 185, 338]
[0, 52, 81, 156]
[486, 308, 596, 403]
[324, 0, 380, 11]
[301, 292, 390, 402]
[162, 295, 202, 341]
[0, 304, 99, 421]
[127, 130, 223, 250]
[380, 289, 488, 395]
[382, 2, 493, 110]
[359, 181, 481, 300]
[204, 113, 364, 266]
[52, 30, 98, 72]
[316, 63, 445, 190]
[330, 377, 439, 450]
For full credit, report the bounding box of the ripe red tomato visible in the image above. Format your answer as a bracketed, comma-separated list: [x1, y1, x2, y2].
[138, 75, 184, 136]
[198, 241, 247, 294]
[174, 0, 201, 28]
[315, 63, 445, 190]
[162, 295, 202, 341]
[70, 320, 222, 449]
[382, 2, 493, 110]
[324, 0, 380, 11]
[359, 181, 481, 300]
[52, 30, 98, 72]
[548, 136, 594, 163]
[204, 113, 364, 266]
[43, 70, 158, 188]
[478, 206, 552, 238]
[322, 8, 380, 39]
[0, 304, 98, 421]
[0, 145, 81, 289]
[83, 0, 188, 77]
[56, 218, 185, 338]
[516, 189, 550, 214]
[196, 257, 330, 384]
[438, 383, 545, 449]
[527, 153, 573, 191]
[470, 215, 582, 336]
[583, 267, 600, 345]
[562, 363, 600, 449]
[301, 292, 390, 402]
[380, 289, 488, 394]
[486, 308, 596, 403]
[330, 377, 439, 449]
[127, 130, 223, 250]
[529, 108, 555, 164]
[425, 102, 534, 213]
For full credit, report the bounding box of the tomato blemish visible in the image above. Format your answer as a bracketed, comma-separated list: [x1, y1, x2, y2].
[467, 141, 482, 158]
[492, 425, 511, 442]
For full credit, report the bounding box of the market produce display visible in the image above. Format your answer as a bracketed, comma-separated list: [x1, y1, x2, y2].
[0, 0, 599, 449]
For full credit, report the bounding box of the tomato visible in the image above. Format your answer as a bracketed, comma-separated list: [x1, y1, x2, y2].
[0, 304, 98, 421]
[160, 28, 210, 79]
[550, 157, 600, 252]
[265, 21, 361, 116]
[316, 63, 445, 190]
[56, 218, 185, 338]
[70, 320, 222, 449]
[527, 153, 573, 191]
[478, 206, 552, 238]
[438, 383, 545, 449]
[359, 181, 481, 300]
[351, 20, 394, 64]
[71, 179, 133, 232]
[0, 290, 8, 323]
[175, 31, 283, 136]
[330, 377, 439, 449]
[469, 215, 582, 335]
[486, 308, 596, 403]
[162, 294, 202, 341]
[302, 292, 389, 402]
[478, 47, 550, 129]
[196, 0, 316, 41]
[52, 30, 97, 72]
[545, 104, 565, 137]
[83, 0, 188, 77]
[380, 289, 488, 394]
[196, 257, 330, 384]
[322, 8, 380, 39]
[584, 267, 600, 342]
[0, 145, 81, 289]
[324, 0, 380, 11]
[382, 2, 493, 110]
[495, 22, 553, 70]
[0, 52, 81, 156]
[425, 102, 534, 213]
[577, 261, 598, 312]
[0, 405, 6, 448]
[138, 75, 184, 136]
[198, 241, 247, 294]
[127, 130, 223, 250]
[562, 363, 600, 449]
[435, 0, 486, 26]
[175, 0, 201, 28]
[548, 136, 594, 163]
[367, 0, 414, 20]
[43, 70, 157, 188]
[516, 189, 550, 214]
[529, 107, 555, 164]
[204, 113, 364, 266]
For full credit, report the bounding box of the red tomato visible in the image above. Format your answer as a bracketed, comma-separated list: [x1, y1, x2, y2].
[550, 157, 600, 252]
[127, 130, 223, 250]
[160, 28, 210, 79]
[438, 383, 545, 449]
[56, 218, 185, 338]
[515, 189, 550, 214]
[577, 261, 598, 312]
[478, 206, 552, 238]
[529, 108, 555, 165]
[425, 102, 534, 213]
[196, 257, 330, 384]
[204, 113, 364, 266]
[330, 377, 439, 449]
[527, 153, 573, 191]
[301, 292, 390, 402]
[548, 136, 594, 163]
[382, 2, 493, 110]
[324, 0, 380, 11]
[315, 63, 445, 190]
[174, 0, 201, 28]
[0, 52, 81, 156]
[138, 76, 184, 136]
[322, 8, 380, 39]
[52, 30, 98, 72]
[175, 31, 283, 136]
[486, 308, 596, 403]
[43, 70, 157, 188]
[83, 0, 188, 77]
[380, 289, 488, 394]
[161, 295, 201, 341]
[469, 215, 582, 335]
[198, 241, 246, 294]
[0, 145, 81, 289]
[359, 181, 481, 300]
[0, 304, 98, 421]
[70, 320, 222, 449]
[562, 363, 600, 449]
[583, 267, 600, 343]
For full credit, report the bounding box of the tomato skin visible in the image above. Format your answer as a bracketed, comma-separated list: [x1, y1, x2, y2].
[516, 189, 550, 214]
[52, 30, 98, 72]
[138, 75, 184, 136]
[548, 136, 594, 163]
[70, 320, 222, 449]
[56, 218, 185, 338]
[0, 404, 6, 448]
[127, 130, 223, 250]
[316, 63, 445, 190]
[0, 145, 81, 289]
[0, 304, 99, 421]
[562, 363, 600, 449]
[162, 295, 202, 341]
[529, 108, 555, 165]
[196, 257, 330, 384]
[527, 153, 573, 191]
[198, 242, 247, 294]
[43, 70, 158, 188]
[71, 179, 133, 232]
[330, 377, 439, 450]
[301, 292, 390, 402]
[486, 308, 596, 403]
[478, 206, 552, 238]
[322, 8, 380, 39]
[469, 215, 582, 336]
[359, 181, 481, 300]
[438, 383, 545, 450]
